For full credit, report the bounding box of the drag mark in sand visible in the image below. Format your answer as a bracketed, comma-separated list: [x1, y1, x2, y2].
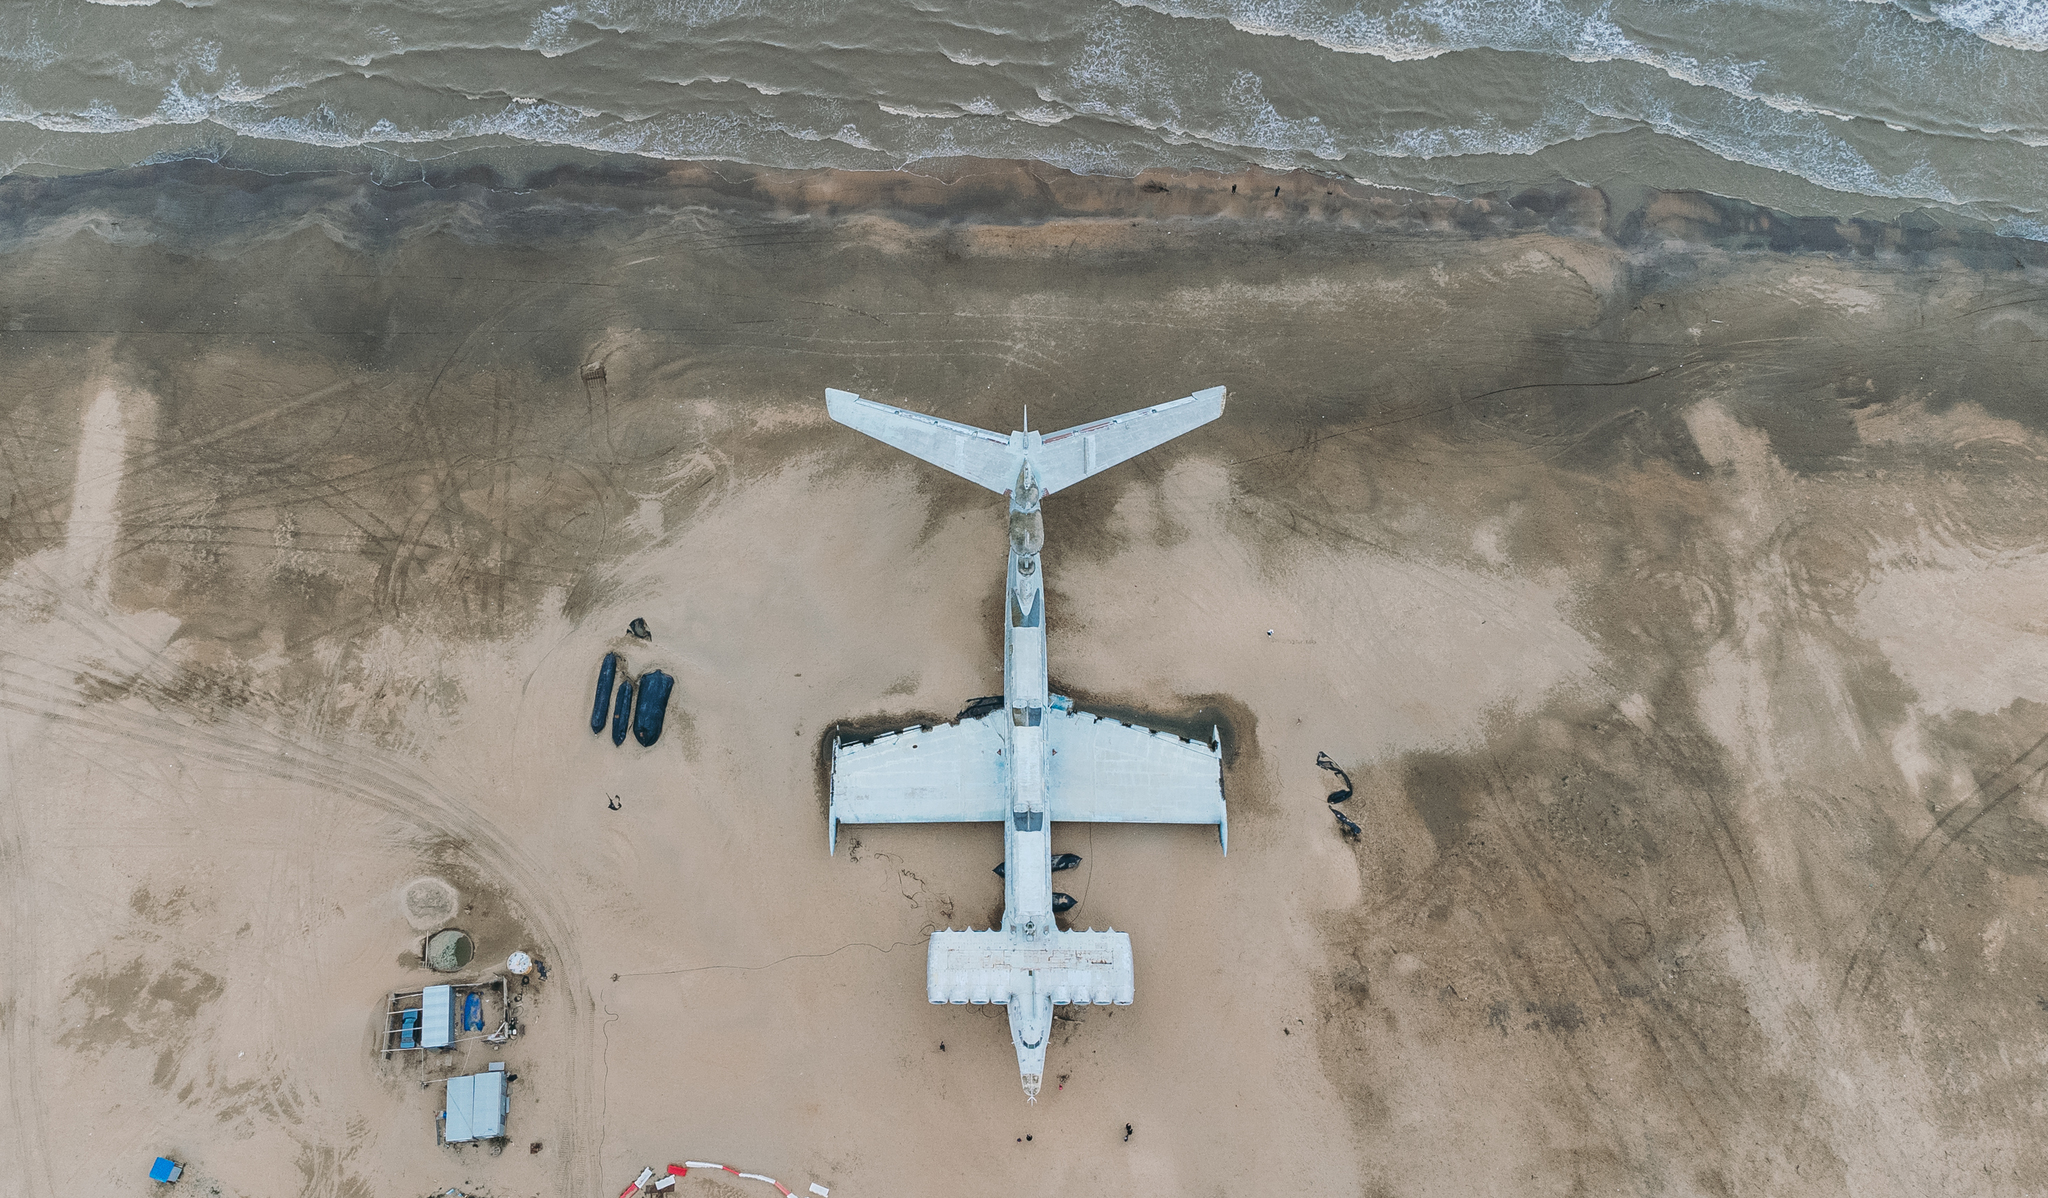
[0, 715, 58, 1198]
[0, 647, 604, 1194]
[1222, 360, 1683, 469]
[62, 387, 128, 604]
[612, 934, 936, 981]
[14, 379, 355, 536]
[1837, 727, 2048, 1007]
[597, 936, 937, 1163]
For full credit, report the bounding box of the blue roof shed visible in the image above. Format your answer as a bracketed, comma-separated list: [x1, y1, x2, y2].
[443, 1064, 508, 1143]
[148, 1157, 184, 1183]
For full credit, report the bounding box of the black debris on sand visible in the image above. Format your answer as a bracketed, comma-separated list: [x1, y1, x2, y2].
[1317, 751, 1354, 803]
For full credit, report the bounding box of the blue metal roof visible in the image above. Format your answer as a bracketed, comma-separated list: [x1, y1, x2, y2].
[148, 1157, 182, 1182]
[421, 985, 453, 1049]
[443, 1070, 506, 1143]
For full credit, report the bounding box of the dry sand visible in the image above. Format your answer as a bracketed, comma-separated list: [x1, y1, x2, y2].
[4, 160, 2048, 1196]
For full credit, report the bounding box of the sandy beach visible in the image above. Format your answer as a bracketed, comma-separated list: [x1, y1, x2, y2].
[4, 158, 2048, 1196]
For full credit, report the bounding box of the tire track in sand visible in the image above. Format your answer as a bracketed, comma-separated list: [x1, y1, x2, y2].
[1837, 729, 2048, 1007]
[0, 601, 603, 1196]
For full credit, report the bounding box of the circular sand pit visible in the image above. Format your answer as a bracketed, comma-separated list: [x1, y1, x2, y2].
[401, 877, 459, 931]
[424, 928, 475, 972]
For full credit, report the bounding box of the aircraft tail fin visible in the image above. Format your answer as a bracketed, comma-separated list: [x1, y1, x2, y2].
[827, 385, 1225, 496]
[1033, 386, 1225, 494]
[827, 388, 1020, 493]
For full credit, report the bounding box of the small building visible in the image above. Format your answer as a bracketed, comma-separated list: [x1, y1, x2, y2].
[443, 1063, 508, 1144]
[148, 1157, 184, 1183]
[420, 984, 454, 1050]
[381, 976, 509, 1058]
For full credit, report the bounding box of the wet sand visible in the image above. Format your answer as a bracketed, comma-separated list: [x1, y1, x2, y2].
[4, 159, 2048, 1196]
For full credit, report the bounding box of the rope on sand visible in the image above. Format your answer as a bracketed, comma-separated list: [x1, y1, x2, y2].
[619, 1161, 829, 1197]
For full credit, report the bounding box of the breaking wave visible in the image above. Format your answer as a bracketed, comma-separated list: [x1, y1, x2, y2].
[2, 0, 2046, 236]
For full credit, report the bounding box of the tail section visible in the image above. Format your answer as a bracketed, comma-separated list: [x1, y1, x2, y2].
[1033, 386, 1226, 494]
[927, 928, 1135, 1099]
[826, 388, 1020, 493]
[826, 386, 1226, 496]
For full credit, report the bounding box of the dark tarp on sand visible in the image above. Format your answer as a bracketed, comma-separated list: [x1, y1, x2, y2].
[633, 670, 674, 747]
[590, 653, 619, 733]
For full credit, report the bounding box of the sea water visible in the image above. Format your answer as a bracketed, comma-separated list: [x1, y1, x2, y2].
[2, 0, 2045, 236]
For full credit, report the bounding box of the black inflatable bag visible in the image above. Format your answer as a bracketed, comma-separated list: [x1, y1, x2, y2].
[633, 670, 674, 747]
[611, 678, 634, 746]
[590, 653, 619, 733]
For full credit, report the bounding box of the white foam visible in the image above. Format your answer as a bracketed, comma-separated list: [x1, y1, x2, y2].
[877, 102, 966, 120]
[526, 5, 599, 58]
[1995, 214, 2048, 241]
[5, 0, 2045, 240]
[0, 29, 60, 70]
[1923, 0, 2048, 53]
[517, 0, 759, 38]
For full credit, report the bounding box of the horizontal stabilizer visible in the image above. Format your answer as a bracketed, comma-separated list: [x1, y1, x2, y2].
[826, 385, 1226, 496]
[927, 928, 1134, 1006]
[827, 388, 1020, 493]
[828, 713, 1008, 852]
[1034, 386, 1226, 495]
[1045, 704, 1227, 852]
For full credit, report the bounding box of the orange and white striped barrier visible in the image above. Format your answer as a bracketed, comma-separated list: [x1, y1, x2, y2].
[620, 1162, 828, 1198]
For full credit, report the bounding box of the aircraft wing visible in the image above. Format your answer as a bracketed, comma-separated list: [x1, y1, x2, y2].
[827, 388, 1022, 494]
[1045, 706, 1228, 851]
[1033, 386, 1226, 495]
[927, 928, 1135, 1006]
[828, 713, 1008, 852]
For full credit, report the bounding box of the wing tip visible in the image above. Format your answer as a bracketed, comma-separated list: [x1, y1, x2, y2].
[825, 387, 861, 421]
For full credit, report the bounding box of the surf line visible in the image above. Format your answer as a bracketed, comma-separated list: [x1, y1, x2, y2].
[617, 1162, 831, 1197]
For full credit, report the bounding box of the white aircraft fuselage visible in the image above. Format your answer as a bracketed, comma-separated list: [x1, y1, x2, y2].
[998, 462, 1057, 1071]
[824, 386, 1229, 1100]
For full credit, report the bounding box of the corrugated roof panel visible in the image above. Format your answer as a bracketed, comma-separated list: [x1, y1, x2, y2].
[472, 1070, 506, 1138]
[443, 1070, 507, 1143]
[445, 1074, 477, 1142]
[421, 984, 453, 1049]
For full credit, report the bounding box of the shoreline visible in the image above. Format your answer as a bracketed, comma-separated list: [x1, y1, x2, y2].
[4, 156, 2046, 268]
[4, 151, 2048, 1195]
